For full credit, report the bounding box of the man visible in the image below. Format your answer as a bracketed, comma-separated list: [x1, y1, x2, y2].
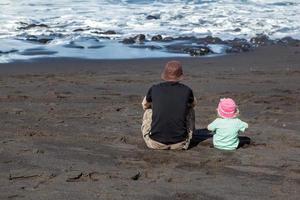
[141, 60, 196, 150]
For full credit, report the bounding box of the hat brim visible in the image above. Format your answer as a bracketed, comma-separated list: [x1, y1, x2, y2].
[217, 108, 239, 119]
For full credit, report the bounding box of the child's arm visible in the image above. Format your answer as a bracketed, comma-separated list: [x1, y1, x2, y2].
[207, 119, 218, 132]
[239, 121, 249, 133]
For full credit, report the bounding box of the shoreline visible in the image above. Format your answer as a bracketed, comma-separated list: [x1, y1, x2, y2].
[1, 35, 299, 64]
[1, 45, 299, 73]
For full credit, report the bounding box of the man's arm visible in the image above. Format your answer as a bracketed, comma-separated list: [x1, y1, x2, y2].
[142, 96, 152, 110]
[188, 89, 196, 108]
[142, 86, 152, 110]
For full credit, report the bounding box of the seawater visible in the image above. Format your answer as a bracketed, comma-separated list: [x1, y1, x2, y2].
[0, 0, 299, 62]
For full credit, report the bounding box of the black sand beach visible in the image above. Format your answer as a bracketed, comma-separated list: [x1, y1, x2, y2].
[0, 45, 299, 199]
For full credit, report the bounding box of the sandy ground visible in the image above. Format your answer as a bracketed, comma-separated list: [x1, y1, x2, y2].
[0, 45, 299, 199]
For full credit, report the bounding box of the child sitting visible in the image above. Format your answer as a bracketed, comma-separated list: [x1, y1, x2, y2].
[207, 98, 248, 150]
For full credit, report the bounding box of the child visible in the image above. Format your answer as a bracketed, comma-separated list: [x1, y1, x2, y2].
[207, 98, 248, 150]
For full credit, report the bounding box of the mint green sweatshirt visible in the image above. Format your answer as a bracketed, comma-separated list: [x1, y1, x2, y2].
[207, 118, 248, 150]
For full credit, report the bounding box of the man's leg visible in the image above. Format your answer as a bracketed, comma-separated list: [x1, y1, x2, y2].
[141, 109, 170, 150]
[141, 109, 154, 149]
[141, 109, 152, 139]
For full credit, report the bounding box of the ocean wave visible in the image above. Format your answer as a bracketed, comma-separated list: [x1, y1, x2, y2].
[0, 0, 299, 40]
[0, 0, 299, 62]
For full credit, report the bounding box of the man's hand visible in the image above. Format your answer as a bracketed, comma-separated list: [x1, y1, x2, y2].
[142, 96, 151, 110]
[191, 97, 197, 108]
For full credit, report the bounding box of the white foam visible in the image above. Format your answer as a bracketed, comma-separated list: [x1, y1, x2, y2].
[1, 0, 300, 40]
[1, 0, 300, 62]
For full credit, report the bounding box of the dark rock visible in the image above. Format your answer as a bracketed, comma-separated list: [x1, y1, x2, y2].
[19, 23, 49, 30]
[122, 37, 135, 44]
[133, 34, 146, 43]
[163, 37, 174, 41]
[226, 45, 250, 53]
[129, 45, 162, 50]
[198, 36, 224, 44]
[131, 172, 141, 180]
[233, 28, 241, 32]
[73, 28, 85, 32]
[225, 38, 252, 53]
[25, 34, 62, 44]
[66, 172, 83, 182]
[166, 43, 211, 56]
[146, 15, 160, 20]
[92, 31, 102, 34]
[36, 38, 53, 44]
[175, 36, 198, 42]
[231, 38, 248, 43]
[151, 34, 163, 41]
[250, 34, 273, 46]
[93, 30, 117, 35]
[185, 46, 211, 56]
[122, 34, 146, 44]
[64, 42, 85, 49]
[276, 37, 300, 47]
[102, 30, 117, 35]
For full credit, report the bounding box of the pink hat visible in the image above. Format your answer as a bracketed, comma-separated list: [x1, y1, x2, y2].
[217, 98, 239, 119]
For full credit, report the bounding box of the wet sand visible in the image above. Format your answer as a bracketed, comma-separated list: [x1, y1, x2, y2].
[0, 45, 299, 199]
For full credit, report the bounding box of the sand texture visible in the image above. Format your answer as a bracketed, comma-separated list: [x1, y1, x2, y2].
[0, 45, 299, 199]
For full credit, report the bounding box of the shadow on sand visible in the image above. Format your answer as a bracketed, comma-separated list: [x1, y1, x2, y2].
[189, 129, 251, 149]
[189, 129, 212, 149]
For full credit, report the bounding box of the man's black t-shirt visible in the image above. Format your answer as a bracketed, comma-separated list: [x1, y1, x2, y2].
[146, 81, 194, 144]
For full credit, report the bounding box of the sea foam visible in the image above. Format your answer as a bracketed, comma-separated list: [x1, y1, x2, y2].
[0, 0, 299, 62]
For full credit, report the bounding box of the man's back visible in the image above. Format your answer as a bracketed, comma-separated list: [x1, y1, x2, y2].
[146, 82, 194, 144]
